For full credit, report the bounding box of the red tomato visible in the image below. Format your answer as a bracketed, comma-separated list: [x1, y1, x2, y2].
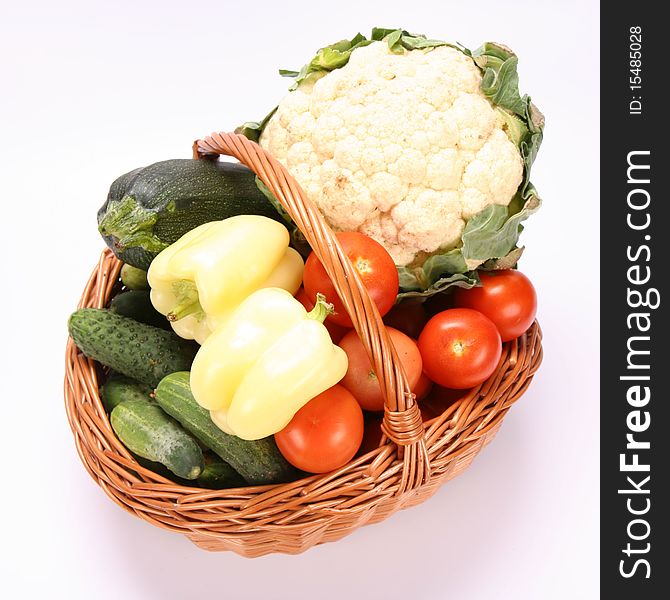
[454, 270, 537, 342]
[418, 309, 501, 389]
[295, 288, 349, 343]
[383, 301, 428, 339]
[275, 385, 364, 473]
[413, 371, 433, 402]
[303, 232, 399, 327]
[339, 327, 423, 412]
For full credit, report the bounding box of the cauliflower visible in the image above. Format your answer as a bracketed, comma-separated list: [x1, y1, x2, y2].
[243, 29, 543, 294]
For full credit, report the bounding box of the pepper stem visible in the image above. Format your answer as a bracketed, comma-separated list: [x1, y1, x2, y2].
[307, 293, 334, 324]
[167, 298, 203, 322]
[167, 280, 203, 322]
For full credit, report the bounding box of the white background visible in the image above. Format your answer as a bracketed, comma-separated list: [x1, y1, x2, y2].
[0, 1, 599, 598]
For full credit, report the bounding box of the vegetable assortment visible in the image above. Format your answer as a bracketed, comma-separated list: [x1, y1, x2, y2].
[68, 27, 542, 489]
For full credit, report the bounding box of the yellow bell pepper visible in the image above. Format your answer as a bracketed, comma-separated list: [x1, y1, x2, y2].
[147, 216, 304, 344]
[190, 288, 348, 440]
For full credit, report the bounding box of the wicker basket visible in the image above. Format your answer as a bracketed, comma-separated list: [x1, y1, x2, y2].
[64, 132, 543, 557]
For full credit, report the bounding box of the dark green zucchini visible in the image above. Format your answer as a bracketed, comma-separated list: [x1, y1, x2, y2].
[97, 159, 285, 269]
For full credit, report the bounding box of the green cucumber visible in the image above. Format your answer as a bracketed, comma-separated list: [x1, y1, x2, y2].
[100, 374, 153, 413]
[68, 308, 198, 387]
[198, 455, 246, 489]
[110, 399, 204, 480]
[97, 159, 285, 269]
[155, 372, 296, 485]
[120, 264, 149, 290]
[109, 290, 170, 330]
[134, 456, 194, 486]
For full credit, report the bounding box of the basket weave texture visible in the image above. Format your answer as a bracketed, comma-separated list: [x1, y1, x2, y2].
[64, 133, 543, 556]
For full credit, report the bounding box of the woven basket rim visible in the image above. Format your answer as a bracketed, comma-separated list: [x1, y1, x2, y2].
[63, 133, 544, 556]
[64, 251, 542, 555]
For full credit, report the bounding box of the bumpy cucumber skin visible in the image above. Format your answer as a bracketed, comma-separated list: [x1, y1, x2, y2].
[155, 372, 296, 486]
[198, 456, 246, 489]
[100, 375, 153, 413]
[109, 290, 170, 330]
[110, 399, 204, 480]
[120, 264, 149, 291]
[98, 159, 285, 270]
[68, 308, 198, 387]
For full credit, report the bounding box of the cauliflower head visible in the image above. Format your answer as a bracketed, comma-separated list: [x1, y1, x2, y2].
[260, 41, 524, 267]
[243, 29, 543, 295]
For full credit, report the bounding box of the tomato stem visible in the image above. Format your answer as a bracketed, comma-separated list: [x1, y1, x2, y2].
[452, 341, 465, 355]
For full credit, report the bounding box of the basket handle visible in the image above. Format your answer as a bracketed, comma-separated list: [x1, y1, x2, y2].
[193, 133, 430, 492]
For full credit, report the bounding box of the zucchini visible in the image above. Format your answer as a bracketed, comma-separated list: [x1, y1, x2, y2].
[68, 308, 198, 387]
[97, 159, 285, 269]
[155, 372, 296, 485]
[100, 374, 153, 413]
[109, 290, 170, 330]
[120, 264, 149, 290]
[111, 399, 205, 480]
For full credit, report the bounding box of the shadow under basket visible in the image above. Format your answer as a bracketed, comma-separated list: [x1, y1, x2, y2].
[64, 132, 543, 557]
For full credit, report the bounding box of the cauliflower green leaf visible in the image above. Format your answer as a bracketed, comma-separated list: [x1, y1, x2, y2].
[279, 32, 372, 90]
[396, 271, 479, 301]
[395, 193, 538, 296]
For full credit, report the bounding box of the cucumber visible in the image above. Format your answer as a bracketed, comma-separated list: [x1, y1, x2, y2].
[198, 454, 246, 489]
[97, 159, 285, 269]
[134, 456, 194, 486]
[120, 264, 149, 290]
[100, 375, 153, 413]
[109, 290, 170, 330]
[155, 372, 296, 485]
[110, 399, 204, 480]
[68, 308, 198, 387]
